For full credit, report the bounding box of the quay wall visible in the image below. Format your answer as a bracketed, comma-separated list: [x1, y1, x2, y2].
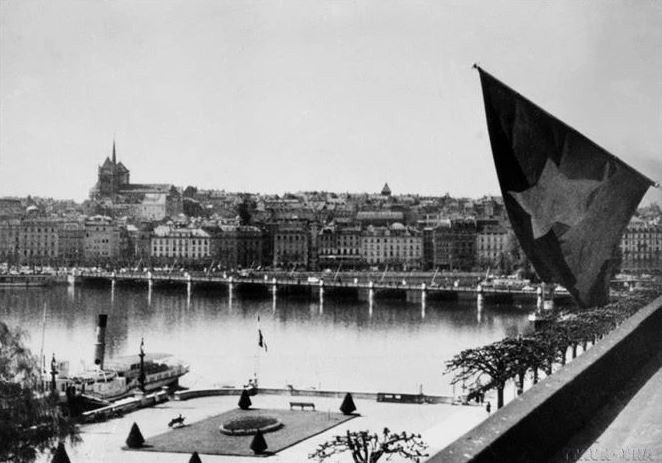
[174, 387, 457, 404]
[80, 390, 169, 422]
[429, 295, 662, 463]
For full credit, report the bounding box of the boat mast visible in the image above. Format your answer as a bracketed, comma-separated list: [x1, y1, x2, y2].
[39, 302, 47, 375]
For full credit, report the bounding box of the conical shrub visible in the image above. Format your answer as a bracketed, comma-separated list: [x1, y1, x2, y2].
[189, 451, 202, 463]
[250, 429, 268, 454]
[340, 392, 357, 415]
[126, 422, 145, 448]
[238, 389, 252, 410]
[52, 442, 71, 463]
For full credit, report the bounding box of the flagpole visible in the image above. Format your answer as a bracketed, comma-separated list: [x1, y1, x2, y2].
[254, 315, 261, 387]
[255, 338, 260, 387]
[472, 63, 657, 187]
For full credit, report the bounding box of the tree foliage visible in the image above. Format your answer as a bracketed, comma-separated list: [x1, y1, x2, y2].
[0, 322, 78, 463]
[125, 422, 145, 448]
[250, 429, 268, 454]
[445, 289, 661, 409]
[309, 428, 428, 463]
[339, 392, 357, 415]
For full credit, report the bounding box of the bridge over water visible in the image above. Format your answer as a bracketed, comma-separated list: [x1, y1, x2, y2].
[71, 270, 572, 306]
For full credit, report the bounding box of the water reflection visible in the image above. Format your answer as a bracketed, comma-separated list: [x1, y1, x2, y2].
[368, 293, 374, 318]
[0, 286, 533, 395]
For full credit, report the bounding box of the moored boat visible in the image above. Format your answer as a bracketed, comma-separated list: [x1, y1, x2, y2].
[46, 314, 189, 405]
[105, 353, 189, 393]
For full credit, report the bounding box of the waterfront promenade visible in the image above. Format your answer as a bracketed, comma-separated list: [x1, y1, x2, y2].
[38, 395, 486, 463]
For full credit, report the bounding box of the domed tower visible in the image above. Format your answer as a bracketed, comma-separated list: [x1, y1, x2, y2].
[381, 182, 392, 197]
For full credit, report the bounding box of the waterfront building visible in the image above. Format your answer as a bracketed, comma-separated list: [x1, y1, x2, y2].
[620, 217, 662, 273]
[212, 225, 263, 269]
[307, 221, 320, 271]
[318, 226, 336, 267]
[475, 220, 509, 270]
[432, 219, 477, 271]
[273, 222, 309, 269]
[126, 223, 153, 263]
[318, 225, 363, 269]
[422, 227, 434, 270]
[0, 219, 19, 263]
[58, 220, 85, 266]
[84, 217, 121, 264]
[337, 226, 362, 265]
[17, 219, 59, 265]
[257, 222, 275, 269]
[360, 223, 422, 269]
[151, 225, 212, 265]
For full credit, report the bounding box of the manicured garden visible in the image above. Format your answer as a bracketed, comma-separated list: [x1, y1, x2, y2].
[130, 407, 356, 456]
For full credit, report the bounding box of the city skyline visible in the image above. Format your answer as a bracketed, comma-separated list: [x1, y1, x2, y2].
[1, 1, 661, 204]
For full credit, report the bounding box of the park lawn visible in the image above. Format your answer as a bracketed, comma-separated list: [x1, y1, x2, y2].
[130, 407, 356, 457]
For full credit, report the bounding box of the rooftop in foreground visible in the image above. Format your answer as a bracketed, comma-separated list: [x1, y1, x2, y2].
[549, 351, 662, 463]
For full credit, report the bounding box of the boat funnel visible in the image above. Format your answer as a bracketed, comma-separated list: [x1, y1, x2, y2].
[93, 314, 108, 369]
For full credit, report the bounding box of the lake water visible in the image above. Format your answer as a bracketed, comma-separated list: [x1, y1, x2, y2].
[0, 284, 533, 396]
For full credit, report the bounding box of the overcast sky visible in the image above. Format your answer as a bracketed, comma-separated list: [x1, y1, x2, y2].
[1, 0, 661, 204]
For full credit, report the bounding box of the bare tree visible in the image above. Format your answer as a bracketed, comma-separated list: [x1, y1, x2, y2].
[309, 428, 428, 463]
[445, 288, 662, 410]
[444, 340, 515, 409]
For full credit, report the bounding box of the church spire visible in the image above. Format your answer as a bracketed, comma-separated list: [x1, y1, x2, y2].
[112, 139, 117, 165]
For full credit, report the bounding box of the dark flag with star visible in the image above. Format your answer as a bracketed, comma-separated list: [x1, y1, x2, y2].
[476, 66, 654, 307]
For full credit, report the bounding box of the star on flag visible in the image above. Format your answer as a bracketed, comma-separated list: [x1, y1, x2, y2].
[509, 158, 606, 240]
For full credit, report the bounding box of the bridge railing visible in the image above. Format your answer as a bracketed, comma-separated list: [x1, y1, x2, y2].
[77, 271, 546, 295]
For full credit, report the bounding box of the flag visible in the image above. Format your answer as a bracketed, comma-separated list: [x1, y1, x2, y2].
[140, 337, 144, 355]
[476, 66, 653, 307]
[257, 315, 267, 352]
[258, 329, 267, 352]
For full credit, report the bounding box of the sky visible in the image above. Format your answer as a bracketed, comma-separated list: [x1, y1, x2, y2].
[1, 0, 661, 204]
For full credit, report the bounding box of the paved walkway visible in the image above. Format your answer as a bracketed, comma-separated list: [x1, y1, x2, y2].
[552, 353, 662, 463]
[39, 395, 487, 463]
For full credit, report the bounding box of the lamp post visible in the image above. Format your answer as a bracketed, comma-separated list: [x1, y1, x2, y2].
[50, 353, 57, 392]
[138, 337, 146, 393]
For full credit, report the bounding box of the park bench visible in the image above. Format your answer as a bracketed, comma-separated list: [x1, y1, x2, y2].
[290, 401, 315, 411]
